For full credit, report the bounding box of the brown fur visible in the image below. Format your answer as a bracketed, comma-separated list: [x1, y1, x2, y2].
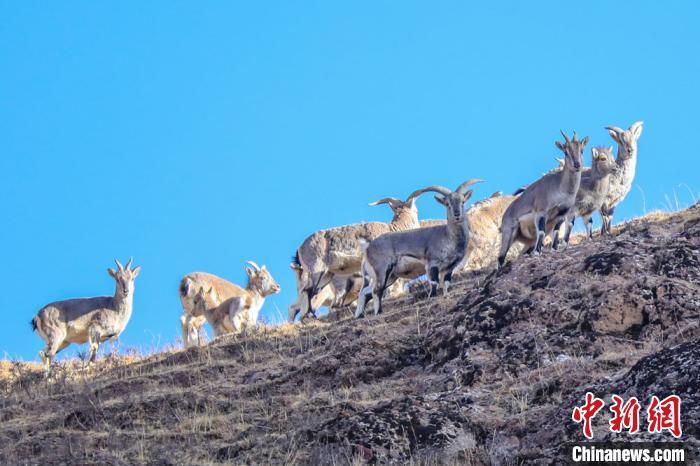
[193, 264, 280, 338]
[294, 195, 422, 320]
[32, 259, 141, 375]
[179, 272, 246, 347]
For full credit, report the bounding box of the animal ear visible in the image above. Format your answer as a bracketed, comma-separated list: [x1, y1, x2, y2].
[108, 268, 117, 278]
[463, 190, 475, 202]
[631, 121, 643, 140]
[607, 146, 613, 153]
[434, 195, 447, 206]
[245, 266, 254, 277]
[581, 136, 589, 146]
[261, 265, 267, 270]
[131, 266, 141, 278]
[591, 147, 600, 160]
[555, 141, 566, 152]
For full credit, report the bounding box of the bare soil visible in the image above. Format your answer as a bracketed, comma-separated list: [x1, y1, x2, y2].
[1, 205, 698, 465]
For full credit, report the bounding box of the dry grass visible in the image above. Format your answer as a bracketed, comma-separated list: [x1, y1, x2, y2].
[1, 205, 697, 465]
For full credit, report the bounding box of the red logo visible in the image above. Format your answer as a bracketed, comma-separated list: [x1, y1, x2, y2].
[572, 392, 605, 439]
[609, 395, 641, 434]
[647, 395, 682, 438]
[572, 393, 682, 439]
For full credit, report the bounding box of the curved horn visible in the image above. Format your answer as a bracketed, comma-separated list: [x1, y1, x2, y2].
[407, 185, 452, 201]
[605, 125, 624, 134]
[246, 261, 261, 271]
[456, 179, 483, 194]
[560, 130, 571, 145]
[125, 257, 133, 270]
[114, 259, 124, 272]
[368, 197, 400, 207]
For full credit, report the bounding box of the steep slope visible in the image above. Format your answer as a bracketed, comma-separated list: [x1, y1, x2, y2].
[1, 205, 698, 465]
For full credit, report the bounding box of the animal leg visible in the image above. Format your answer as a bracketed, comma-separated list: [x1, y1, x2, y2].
[297, 275, 316, 321]
[552, 218, 566, 251]
[428, 266, 440, 297]
[533, 215, 546, 254]
[564, 217, 575, 244]
[584, 216, 593, 239]
[39, 349, 50, 376]
[606, 206, 615, 234]
[228, 298, 245, 334]
[39, 346, 51, 376]
[354, 275, 373, 318]
[48, 340, 70, 376]
[298, 290, 312, 321]
[109, 336, 120, 355]
[498, 221, 518, 268]
[180, 313, 194, 348]
[355, 261, 377, 319]
[335, 277, 353, 307]
[288, 304, 301, 323]
[302, 271, 332, 320]
[195, 321, 208, 346]
[600, 206, 614, 235]
[212, 322, 226, 338]
[442, 270, 454, 295]
[372, 285, 384, 316]
[87, 325, 102, 363]
[372, 261, 396, 316]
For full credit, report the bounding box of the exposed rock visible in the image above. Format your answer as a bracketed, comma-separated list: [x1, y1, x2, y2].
[1, 204, 698, 465]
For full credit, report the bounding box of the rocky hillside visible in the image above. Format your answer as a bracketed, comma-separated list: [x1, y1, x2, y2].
[1, 205, 699, 465]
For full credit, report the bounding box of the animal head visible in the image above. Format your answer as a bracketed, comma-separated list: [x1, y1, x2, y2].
[605, 121, 643, 159]
[245, 261, 281, 297]
[192, 286, 219, 314]
[368, 193, 420, 222]
[409, 179, 483, 222]
[555, 131, 589, 171]
[107, 258, 141, 296]
[591, 146, 618, 176]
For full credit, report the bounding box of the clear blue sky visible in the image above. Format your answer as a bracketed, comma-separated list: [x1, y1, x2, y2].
[1, 2, 698, 360]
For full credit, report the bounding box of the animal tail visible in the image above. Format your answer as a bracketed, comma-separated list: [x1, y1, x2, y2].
[180, 276, 193, 298]
[30, 317, 38, 333]
[291, 251, 302, 269]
